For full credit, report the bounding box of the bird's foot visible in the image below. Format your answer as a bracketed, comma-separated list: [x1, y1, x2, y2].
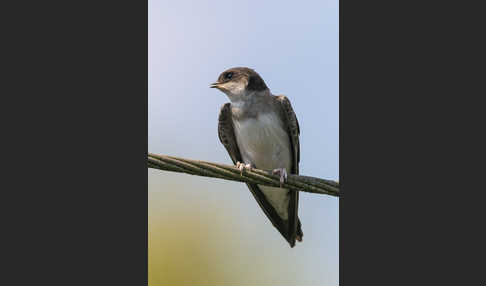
[236, 161, 252, 175]
[272, 168, 288, 187]
[296, 235, 303, 242]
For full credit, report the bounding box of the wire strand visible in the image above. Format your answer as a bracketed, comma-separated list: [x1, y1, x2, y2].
[148, 153, 339, 197]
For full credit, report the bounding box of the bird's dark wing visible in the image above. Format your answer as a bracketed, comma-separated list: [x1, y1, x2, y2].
[275, 95, 300, 174]
[218, 103, 242, 165]
[218, 102, 297, 247]
[275, 95, 302, 241]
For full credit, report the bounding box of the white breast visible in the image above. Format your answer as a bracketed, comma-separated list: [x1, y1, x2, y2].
[233, 112, 292, 219]
[233, 112, 291, 170]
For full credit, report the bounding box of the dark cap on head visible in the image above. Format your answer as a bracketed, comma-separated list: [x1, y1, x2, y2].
[214, 67, 268, 92]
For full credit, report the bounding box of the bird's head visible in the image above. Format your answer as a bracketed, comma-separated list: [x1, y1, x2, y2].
[210, 67, 268, 102]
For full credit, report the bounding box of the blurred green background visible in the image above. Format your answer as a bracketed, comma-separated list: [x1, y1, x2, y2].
[149, 0, 338, 285]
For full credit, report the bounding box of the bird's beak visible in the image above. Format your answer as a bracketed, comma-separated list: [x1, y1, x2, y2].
[210, 82, 220, 89]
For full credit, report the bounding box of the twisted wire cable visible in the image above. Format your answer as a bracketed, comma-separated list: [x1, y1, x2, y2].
[148, 153, 339, 197]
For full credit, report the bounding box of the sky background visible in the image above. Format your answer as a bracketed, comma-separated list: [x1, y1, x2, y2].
[148, 0, 338, 285]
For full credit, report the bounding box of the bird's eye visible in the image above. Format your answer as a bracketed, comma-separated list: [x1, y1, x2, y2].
[225, 72, 233, 80]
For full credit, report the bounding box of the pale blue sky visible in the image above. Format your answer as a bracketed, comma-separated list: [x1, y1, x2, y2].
[149, 0, 338, 285]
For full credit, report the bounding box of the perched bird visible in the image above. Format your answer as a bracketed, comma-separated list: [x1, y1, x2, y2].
[211, 67, 303, 247]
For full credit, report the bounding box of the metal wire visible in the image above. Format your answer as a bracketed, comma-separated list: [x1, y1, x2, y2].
[148, 153, 339, 197]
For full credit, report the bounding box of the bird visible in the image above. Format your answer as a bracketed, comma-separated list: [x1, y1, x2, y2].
[211, 67, 303, 247]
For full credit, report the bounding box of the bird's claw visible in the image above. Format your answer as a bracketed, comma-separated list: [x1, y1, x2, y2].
[236, 162, 252, 176]
[272, 168, 288, 187]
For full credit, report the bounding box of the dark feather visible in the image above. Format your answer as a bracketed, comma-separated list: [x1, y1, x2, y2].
[275, 95, 303, 241]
